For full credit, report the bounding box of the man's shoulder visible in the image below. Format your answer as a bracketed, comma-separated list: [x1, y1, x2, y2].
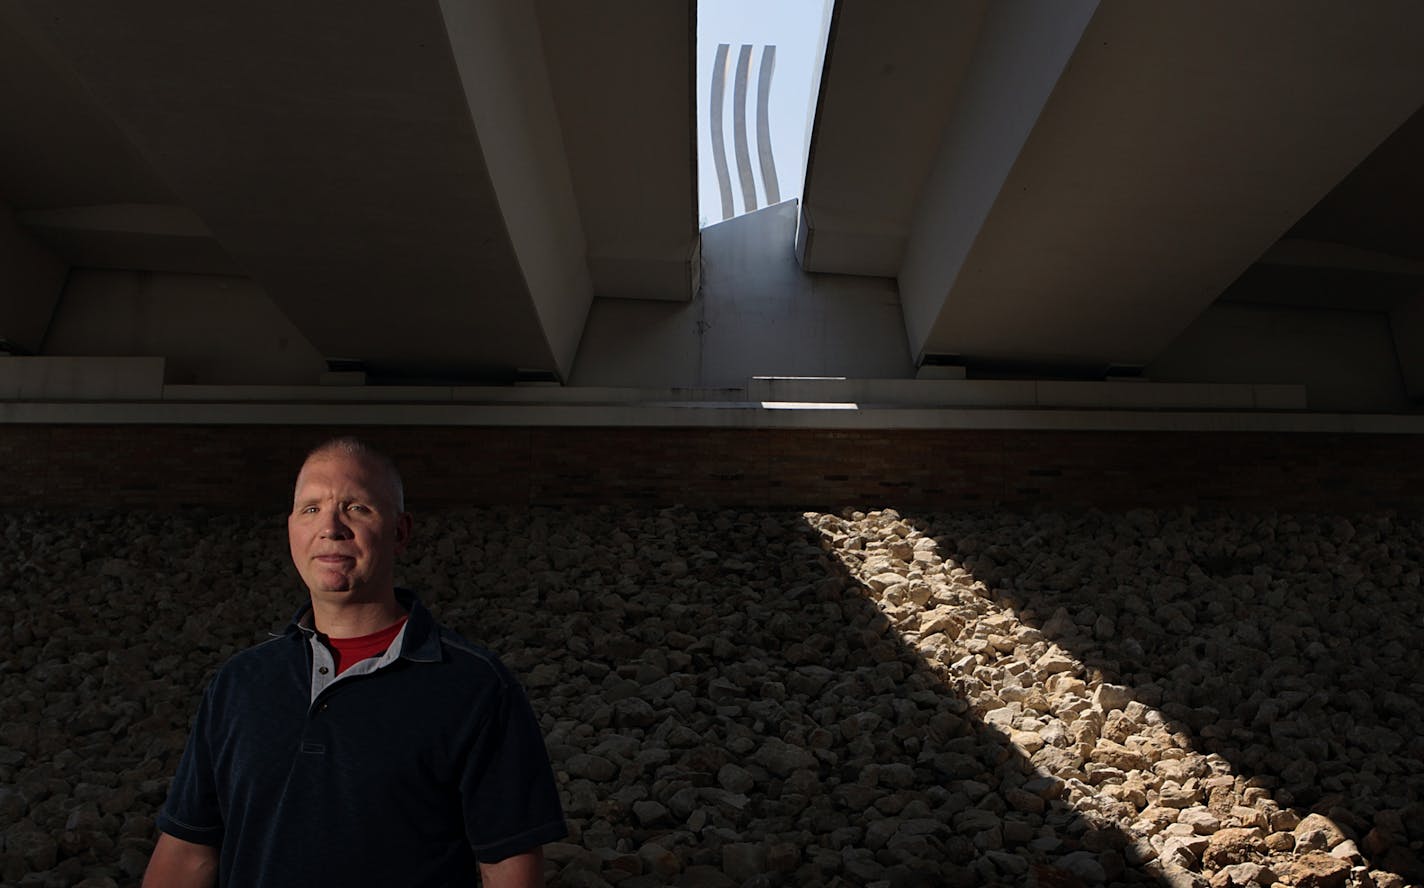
[428, 621, 520, 691]
[209, 631, 298, 685]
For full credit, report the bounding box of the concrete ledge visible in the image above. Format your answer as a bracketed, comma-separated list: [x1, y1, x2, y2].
[0, 372, 1411, 431]
[1, 399, 1422, 434]
[748, 377, 1311, 411]
[0, 365, 1319, 415]
[163, 384, 749, 404]
[0, 357, 164, 400]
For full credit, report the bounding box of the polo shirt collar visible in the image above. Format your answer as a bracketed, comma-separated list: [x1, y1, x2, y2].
[285, 587, 442, 664]
[392, 589, 441, 663]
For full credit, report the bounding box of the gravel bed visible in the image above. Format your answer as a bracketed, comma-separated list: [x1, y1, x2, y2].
[1, 506, 1421, 887]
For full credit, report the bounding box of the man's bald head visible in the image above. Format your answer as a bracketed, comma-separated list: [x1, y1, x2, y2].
[299, 437, 405, 511]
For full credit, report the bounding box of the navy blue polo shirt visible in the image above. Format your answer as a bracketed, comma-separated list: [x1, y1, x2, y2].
[156, 591, 567, 887]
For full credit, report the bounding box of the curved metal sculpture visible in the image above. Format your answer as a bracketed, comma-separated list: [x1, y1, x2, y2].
[709, 43, 736, 222]
[732, 44, 758, 215]
[756, 46, 780, 205]
[708, 42, 780, 222]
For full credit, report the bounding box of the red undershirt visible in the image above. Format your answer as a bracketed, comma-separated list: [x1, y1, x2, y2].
[328, 616, 408, 675]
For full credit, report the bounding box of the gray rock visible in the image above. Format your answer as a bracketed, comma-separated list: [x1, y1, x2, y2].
[1055, 850, 1107, 883]
[565, 753, 618, 782]
[632, 800, 671, 827]
[750, 738, 814, 777]
[717, 763, 755, 795]
[720, 843, 766, 882]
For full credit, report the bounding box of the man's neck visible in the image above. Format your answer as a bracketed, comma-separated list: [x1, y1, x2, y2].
[310, 592, 407, 639]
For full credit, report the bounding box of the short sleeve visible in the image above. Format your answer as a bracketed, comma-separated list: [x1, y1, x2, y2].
[155, 681, 226, 847]
[459, 662, 567, 862]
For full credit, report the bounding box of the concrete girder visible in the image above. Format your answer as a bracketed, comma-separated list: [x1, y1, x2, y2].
[1392, 296, 1424, 403]
[535, 0, 699, 302]
[1287, 103, 1424, 263]
[18, 204, 240, 276]
[0, 2, 175, 211]
[897, 0, 1097, 368]
[0, 3, 165, 354]
[798, 0, 990, 277]
[439, 0, 594, 379]
[22, 0, 592, 382]
[0, 201, 67, 353]
[899, 0, 1424, 372]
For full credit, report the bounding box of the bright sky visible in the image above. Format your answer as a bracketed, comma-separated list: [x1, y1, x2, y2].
[697, 0, 834, 229]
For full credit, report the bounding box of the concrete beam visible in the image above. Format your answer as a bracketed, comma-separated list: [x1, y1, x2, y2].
[23, 0, 591, 381]
[41, 270, 328, 386]
[1258, 239, 1424, 278]
[1391, 295, 1424, 402]
[0, 355, 163, 399]
[798, 0, 990, 277]
[440, 0, 594, 374]
[0, 3, 174, 210]
[0, 202, 67, 353]
[897, 0, 1098, 360]
[18, 204, 239, 275]
[537, 0, 700, 301]
[901, 0, 1424, 371]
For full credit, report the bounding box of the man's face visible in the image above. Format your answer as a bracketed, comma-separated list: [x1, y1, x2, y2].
[288, 452, 412, 603]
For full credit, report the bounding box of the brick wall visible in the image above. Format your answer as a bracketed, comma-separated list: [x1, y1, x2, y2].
[2, 424, 1421, 512]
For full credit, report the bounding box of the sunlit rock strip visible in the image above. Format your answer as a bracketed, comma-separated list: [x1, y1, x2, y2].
[812, 507, 1421, 888]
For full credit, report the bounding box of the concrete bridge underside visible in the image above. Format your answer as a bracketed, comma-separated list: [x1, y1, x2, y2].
[0, 0, 1421, 412]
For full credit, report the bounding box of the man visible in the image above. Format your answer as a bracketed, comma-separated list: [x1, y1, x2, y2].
[143, 438, 566, 887]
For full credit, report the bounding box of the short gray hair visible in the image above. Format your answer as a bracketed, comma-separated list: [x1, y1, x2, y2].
[302, 436, 406, 511]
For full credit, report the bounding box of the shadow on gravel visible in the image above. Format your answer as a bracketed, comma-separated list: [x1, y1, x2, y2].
[0, 509, 296, 886]
[431, 507, 1166, 887]
[913, 508, 1424, 885]
[2, 507, 1176, 886]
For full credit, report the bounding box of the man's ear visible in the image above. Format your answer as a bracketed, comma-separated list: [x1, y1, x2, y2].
[394, 512, 413, 554]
